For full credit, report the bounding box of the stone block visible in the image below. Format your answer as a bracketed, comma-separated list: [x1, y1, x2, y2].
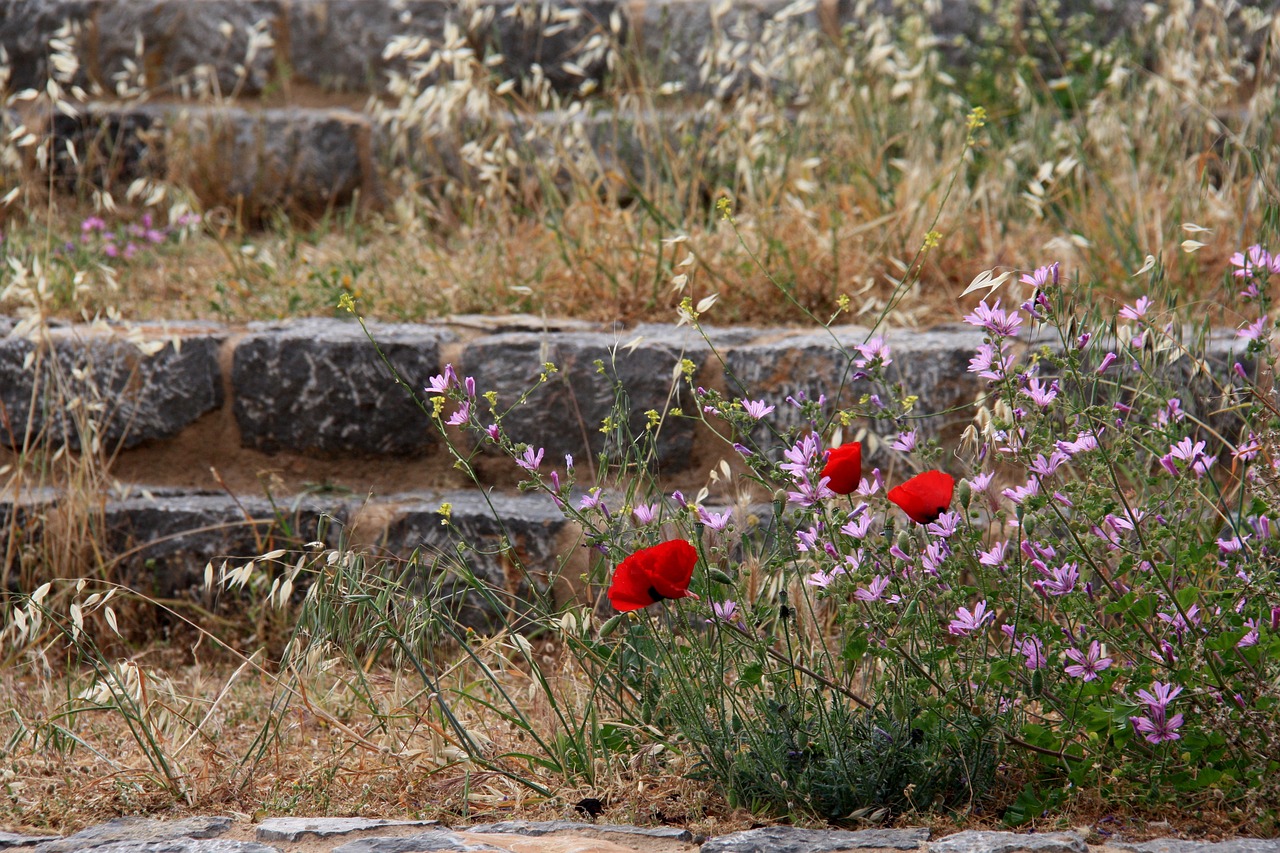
[285, 0, 451, 92]
[102, 491, 345, 595]
[927, 831, 1085, 853]
[232, 318, 448, 456]
[0, 323, 224, 450]
[0, 0, 95, 91]
[470, 0, 620, 93]
[702, 826, 929, 853]
[458, 325, 723, 471]
[92, 0, 281, 96]
[255, 819, 440, 843]
[161, 105, 379, 217]
[381, 490, 568, 630]
[33, 817, 233, 853]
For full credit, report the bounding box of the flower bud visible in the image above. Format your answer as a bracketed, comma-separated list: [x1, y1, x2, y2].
[896, 529, 911, 555]
[597, 613, 626, 638]
[957, 479, 972, 510]
[707, 568, 735, 585]
[1022, 514, 1036, 537]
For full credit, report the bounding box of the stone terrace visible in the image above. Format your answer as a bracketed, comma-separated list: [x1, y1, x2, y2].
[3, 814, 1280, 853]
[0, 314, 1252, 616]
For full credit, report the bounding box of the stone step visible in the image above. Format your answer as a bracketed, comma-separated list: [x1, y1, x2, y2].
[3, 814, 1279, 853]
[0, 315, 1251, 489]
[2, 0, 1197, 99]
[0, 312, 1256, 618]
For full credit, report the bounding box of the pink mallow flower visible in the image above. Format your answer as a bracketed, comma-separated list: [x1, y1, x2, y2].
[949, 601, 994, 636]
[1064, 640, 1112, 681]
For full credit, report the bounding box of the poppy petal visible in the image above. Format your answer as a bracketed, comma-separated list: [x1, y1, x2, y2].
[821, 442, 863, 495]
[607, 539, 697, 611]
[888, 470, 955, 524]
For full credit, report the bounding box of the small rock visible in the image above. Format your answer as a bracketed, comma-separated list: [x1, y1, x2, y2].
[65, 842, 277, 853]
[0, 833, 61, 850]
[1118, 842, 1280, 853]
[331, 831, 507, 853]
[255, 819, 440, 843]
[34, 817, 233, 853]
[468, 820, 694, 841]
[927, 831, 1086, 853]
[701, 826, 930, 853]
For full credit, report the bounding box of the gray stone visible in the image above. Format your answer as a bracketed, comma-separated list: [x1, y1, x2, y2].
[471, 0, 620, 93]
[46, 104, 378, 217]
[468, 820, 694, 841]
[159, 106, 379, 217]
[1118, 842, 1280, 853]
[0, 324, 224, 451]
[92, 0, 281, 96]
[254, 819, 439, 843]
[0, 0, 94, 92]
[926, 831, 1086, 853]
[102, 491, 345, 595]
[232, 318, 449, 455]
[286, 0, 451, 92]
[33, 817, 233, 853]
[701, 826, 929, 853]
[58, 843, 277, 853]
[459, 326, 715, 470]
[331, 831, 506, 853]
[0, 833, 61, 850]
[381, 490, 568, 630]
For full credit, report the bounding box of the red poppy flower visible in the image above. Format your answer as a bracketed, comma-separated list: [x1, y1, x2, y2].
[887, 470, 955, 524]
[821, 441, 863, 495]
[607, 539, 698, 612]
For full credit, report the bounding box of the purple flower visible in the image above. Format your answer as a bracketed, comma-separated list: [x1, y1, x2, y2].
[578, 488, 606, 511]
[1020, 637, 1046, 670]
[854, 337, 892, 368]
[697, 506, 732, 531]
[708, 599, 742, 627]
[1230, 244, 1273, 278]
[891, 430, 918, 453]
[1131, 708, 1184, 744]
[741, 399, 775, 419]
[807, 569, 837, 589]
[963, 299, 1023, 337]
[1119, 295, 1153, 322]
[516, 446, 545, 472]
[854, 575, 891, 602]
[1021, 376, 1059, 408]
[949, 601, 994, 635]
[1033, 562, 1078, 597]
[1029, 450, 1069, 478]
[1063, 640, 1112, 681]
[426, 365, 459, 394]
[1056, 431, 1098, 455]
[445, 400, 471, 426]
[1020, 262, 1060, 289]
[978, 540, 1008, 569]
[968, 341, 1014, 380]
[926, 511, 961, 539]
[1096, 352, 1118, 373]
[1002, 478, 1040, 505]
[632, 502, 658, 525]
[1238, 316, 1270, 341]
[968, 471, 994, 494]
[484, 423, 500, 440]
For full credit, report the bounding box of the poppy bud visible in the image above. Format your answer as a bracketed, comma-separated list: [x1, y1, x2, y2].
[708, 568, 735, 585]
[896, 529, 912, 555]
[957, 479, 971, 510]
[598, 613, 626, 637]
[1031, 669, 1043, 696]
[1023, 514, 1037, 537]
